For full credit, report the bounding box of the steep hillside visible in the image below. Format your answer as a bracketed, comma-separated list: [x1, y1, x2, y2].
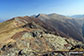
[35, 13, 83, 41]
[0, 16, 82, 56]
[75, 19, 84, 26]
[82, 24, 84, 37]
[71, 15, 84, 26]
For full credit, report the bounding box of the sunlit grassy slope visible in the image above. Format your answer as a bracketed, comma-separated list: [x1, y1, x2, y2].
[0, 19, 25, 44]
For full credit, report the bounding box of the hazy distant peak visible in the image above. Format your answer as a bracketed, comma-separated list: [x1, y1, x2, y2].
[71, 15, 84, 19]
[48, 13, 58, 16]
[48, 13, 72, 20]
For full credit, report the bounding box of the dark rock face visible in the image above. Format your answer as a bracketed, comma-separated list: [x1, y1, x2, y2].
[1, 45, 6, 51]
[22, 22, 37, 29]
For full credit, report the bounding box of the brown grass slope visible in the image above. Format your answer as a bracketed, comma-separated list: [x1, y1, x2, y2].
[0, 15, 73, 44]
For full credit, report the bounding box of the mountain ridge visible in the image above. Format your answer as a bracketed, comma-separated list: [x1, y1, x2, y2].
[0, 15, 83, 56]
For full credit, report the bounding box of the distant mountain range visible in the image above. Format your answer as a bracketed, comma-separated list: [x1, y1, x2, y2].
[71, 15, 84, 19]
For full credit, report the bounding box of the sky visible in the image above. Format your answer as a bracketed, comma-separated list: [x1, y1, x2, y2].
[0, 0, 84, 20]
